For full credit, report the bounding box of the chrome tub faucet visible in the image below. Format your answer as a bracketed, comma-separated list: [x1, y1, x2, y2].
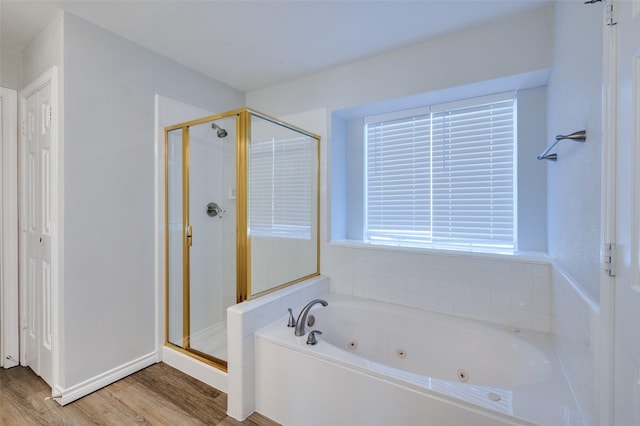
[294, 298, 328, 336]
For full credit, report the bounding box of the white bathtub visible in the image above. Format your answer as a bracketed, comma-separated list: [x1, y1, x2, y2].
[255, 293, 581, 426]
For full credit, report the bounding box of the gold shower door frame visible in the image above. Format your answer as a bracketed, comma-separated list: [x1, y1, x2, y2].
[164, 108, 321, 370]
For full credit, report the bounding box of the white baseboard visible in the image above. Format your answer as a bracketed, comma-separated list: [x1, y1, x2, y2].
[58, 351, 156, 405]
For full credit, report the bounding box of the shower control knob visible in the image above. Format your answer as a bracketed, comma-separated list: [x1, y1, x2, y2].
[206, 202, 225, 218]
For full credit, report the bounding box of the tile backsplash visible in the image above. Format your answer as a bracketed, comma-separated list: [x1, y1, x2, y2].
[323, 243, 551, 332]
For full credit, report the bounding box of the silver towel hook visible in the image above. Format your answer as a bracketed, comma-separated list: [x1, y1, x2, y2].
[537, 130, 587, 161]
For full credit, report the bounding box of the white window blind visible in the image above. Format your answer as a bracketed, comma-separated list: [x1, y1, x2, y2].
[365, 93, 516, 250]
[366, 112, 432, 244]
[249, 136, 312, 239]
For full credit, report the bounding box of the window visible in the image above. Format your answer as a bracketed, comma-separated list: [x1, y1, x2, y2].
[365, 93, 516, 250]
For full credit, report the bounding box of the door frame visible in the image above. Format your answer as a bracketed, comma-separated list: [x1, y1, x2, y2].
[598, 0, 640, 423]
[600, 1, 617, 422]
[19, 66, 61, 395]
[1, 87, 19, 369]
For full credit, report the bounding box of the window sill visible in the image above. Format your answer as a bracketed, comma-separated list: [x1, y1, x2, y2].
[328, 239, 550, 264]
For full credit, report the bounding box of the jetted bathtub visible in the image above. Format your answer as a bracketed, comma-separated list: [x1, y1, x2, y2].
[255, 293, 581, 426]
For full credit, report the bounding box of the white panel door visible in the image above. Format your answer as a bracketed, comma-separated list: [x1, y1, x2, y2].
[22, 81, 53, 386]
[614, 0, 640, 423]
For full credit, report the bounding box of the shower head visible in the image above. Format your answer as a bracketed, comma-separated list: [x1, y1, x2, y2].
[211, 123, 228, 138]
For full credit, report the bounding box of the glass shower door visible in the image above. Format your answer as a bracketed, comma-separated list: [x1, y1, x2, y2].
[165, 116, 237, 367]
[165, 108, 319, 370]
[187, 118, 236, 362]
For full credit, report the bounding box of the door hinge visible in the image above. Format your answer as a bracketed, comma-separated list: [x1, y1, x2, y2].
[603, 243, 616, 277]
[21, 120, 26, 135]
[605, 2, 617, 26]
[21, 315, 27, 329]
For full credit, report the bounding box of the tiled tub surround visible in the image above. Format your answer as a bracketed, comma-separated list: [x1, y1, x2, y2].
[256, 293, 580, 426]
[324, 243, 552, 332]
[226, 276, 330, 420]
[551, 264, 599, 426]
[227, 249, 559, 421]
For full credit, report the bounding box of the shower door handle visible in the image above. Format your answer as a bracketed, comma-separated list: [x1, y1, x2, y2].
[186, 225, 193, 247]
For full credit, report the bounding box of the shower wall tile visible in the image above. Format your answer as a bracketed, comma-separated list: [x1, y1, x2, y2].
[323, 243, 551, 332]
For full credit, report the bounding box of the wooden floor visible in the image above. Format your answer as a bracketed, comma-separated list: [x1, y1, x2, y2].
[0, 363, 280, 425]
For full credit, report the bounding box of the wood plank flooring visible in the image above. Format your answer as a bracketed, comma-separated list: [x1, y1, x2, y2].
[0, 363, 280, 426]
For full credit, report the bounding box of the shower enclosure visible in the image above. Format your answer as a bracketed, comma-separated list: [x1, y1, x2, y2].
[164, 108, 319, 369]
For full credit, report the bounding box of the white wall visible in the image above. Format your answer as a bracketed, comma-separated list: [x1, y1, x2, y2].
[0, 45, 23, 90]
[247, 6, 553, 116]
[61, 12, 244, 389]
[547, 1, 603, 424]
[22, 13, 64, 87]
[517, 87, 548, 252]
[547, 1, 602, 302]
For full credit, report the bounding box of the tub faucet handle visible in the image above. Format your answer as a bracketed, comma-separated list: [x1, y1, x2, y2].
[287, 308, 296, 328]
[306, 330, 322, 345]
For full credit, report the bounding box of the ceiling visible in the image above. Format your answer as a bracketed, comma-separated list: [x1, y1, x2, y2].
[0, 0, 552, 92]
